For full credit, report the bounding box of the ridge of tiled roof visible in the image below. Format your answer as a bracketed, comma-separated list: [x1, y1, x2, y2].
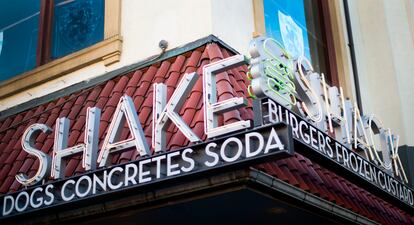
[0, 37, 412, 225]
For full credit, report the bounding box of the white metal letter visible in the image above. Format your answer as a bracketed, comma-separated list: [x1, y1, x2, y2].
[294, 57, 323, 124]
[98, 95, 150, 167]
[152, 72, 201, 152]
[52, 107, 101, 179]
[389, 134, 408, 183]
[16, 124, 52, 186]
[203, 55, 251, 138]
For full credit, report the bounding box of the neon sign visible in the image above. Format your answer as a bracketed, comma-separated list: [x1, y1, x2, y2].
[248, 37, 297, 108]
[247, 36, 408, 184]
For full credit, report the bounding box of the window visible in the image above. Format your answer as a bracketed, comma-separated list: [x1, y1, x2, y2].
[0, 0, 121, 99]
[262, 0, 337, 85]
[0, 0, 105, 82]
[0, 1, 40, 81]
[52, 0, 104, 59]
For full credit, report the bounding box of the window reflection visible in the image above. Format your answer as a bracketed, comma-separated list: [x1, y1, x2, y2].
[264, 0, 328, 78]
[0, 1, 40, 81]
[52, 0, 104, 59]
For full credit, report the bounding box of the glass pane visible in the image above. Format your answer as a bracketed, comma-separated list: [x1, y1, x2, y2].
[0, 1, 40, 81]
[52, 0, 104, 59]
[264, 0, 328, 77]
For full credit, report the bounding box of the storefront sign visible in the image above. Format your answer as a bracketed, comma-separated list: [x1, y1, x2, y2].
[262, 98, 414, 208]
[2, 35, 413, 217]
[248, 36, 408, 184]
[1, 123, 292, 217]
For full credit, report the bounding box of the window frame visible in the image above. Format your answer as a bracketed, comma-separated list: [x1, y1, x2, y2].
[0, 0, 122, 98]
[252, 0, 339, 86]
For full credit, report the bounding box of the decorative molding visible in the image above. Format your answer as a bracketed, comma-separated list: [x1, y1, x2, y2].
[252, 0, 265, 36]
[104, 0, 122, 39]
[0, 35, 122, 98]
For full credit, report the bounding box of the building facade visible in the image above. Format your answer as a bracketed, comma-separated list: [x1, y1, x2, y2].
[0, 0, 413, 224]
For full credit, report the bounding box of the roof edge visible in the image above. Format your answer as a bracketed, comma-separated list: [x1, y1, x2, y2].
[249, 168, 382, 225]
[0, 34, 239, 121]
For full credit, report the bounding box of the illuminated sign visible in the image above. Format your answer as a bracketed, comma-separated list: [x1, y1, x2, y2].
[1, 35, 413, 217]
[248, 37, 296, 108]
[248, 36, 408, 184]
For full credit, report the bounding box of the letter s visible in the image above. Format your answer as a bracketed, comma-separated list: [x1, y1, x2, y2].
[15, 124, 52, 186]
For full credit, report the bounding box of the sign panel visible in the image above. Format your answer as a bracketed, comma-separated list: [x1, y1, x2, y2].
[1, 123, 293, 218]
[260, 98, 414, 209]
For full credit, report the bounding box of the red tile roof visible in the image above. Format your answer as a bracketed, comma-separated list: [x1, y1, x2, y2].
[0, 42, 412, 224]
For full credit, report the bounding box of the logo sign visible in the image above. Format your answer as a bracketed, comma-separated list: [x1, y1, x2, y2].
[1, 123, 292, 217]
[248, 37, 296, 107]
[247, 36, 408, 185]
